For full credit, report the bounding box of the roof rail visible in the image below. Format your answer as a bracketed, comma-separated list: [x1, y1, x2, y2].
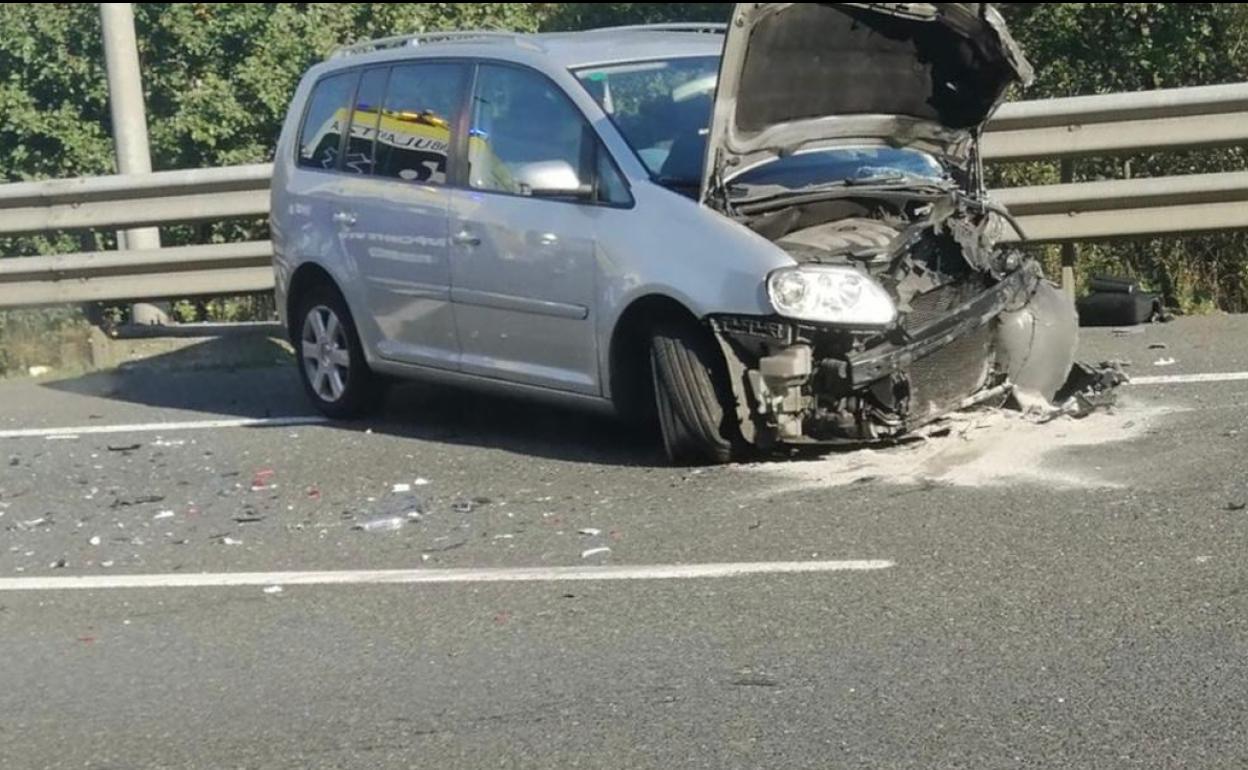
[329, 30, 519, 59]
[591, 22, 728, 35]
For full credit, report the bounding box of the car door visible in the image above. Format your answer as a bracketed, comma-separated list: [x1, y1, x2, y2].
[448, 62, 620, 396]
[337, 61, 469, 370]
[286, 68, 362, 307]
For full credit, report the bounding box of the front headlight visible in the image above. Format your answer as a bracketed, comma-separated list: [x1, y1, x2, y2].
[766, 266, 897, 326]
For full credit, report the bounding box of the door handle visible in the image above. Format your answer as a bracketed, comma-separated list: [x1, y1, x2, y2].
[332, 211, 357, 227]
[452, 230, 482, 248]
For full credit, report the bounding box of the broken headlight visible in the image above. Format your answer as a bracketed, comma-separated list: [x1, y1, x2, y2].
[766, 266, 897, 326]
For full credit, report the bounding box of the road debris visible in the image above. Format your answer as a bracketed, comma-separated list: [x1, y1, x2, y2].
[263, 586, 284, 595]
[755, 398, 1166, 491]
[452, 497, 493, 514]
[1153, 357, 1177, 367]
[153, 510, 175, 520]
[1050, 362, 1130, 420]
[1226, 502, 1246, 512]
[731, 669, 780, 688]
[581, 547, 612, 559]
[107, 444, 142, 453]
[353, 516, 407, 533]
[578, 528, 602, 537]
[88, 536, 101, 547]
[111, 495, 166, 509]
[250, 469, 277, 492]
[393, 483, 412, 494]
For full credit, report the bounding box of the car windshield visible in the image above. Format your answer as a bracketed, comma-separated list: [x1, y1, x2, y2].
[575, 56, 721, 189]
[576, 57, 950, 195]
[732, 147, 949, 194]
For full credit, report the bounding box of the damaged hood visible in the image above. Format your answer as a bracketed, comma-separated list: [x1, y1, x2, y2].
[702, 3, 1034, 203]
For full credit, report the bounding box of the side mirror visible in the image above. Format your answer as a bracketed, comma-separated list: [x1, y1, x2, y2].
[515, 160, 593, 200]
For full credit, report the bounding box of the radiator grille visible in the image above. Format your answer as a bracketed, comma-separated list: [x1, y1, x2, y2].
[903, 277, 991, 332]
[907, 324, 995, 422]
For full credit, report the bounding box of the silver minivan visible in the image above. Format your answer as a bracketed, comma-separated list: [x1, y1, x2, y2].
[271, 3, 1078, 465]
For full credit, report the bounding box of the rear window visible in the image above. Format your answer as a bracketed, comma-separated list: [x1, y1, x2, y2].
[298, 71, 360, 171]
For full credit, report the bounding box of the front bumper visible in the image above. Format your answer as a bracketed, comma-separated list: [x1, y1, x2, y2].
[845, 266, 1036, 389]
[712, 265, 1047, 447]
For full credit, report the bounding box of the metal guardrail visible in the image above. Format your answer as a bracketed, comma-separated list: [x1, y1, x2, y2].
[983, 82, 1248, 161]
[3, 82, 1248, 308]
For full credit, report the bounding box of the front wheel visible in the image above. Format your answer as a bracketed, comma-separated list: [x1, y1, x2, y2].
[649, 322, 748, 466]
[294, 287, 381, 419]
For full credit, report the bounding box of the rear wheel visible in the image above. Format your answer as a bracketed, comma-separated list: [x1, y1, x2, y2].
[649, 322, 747, 466]
[294, 286, 380, 419]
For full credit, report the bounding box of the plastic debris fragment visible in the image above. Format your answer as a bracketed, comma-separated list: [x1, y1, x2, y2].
[353, 516, 406, 533]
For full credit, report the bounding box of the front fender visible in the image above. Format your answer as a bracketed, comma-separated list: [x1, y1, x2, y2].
[596, 182, 794, 332]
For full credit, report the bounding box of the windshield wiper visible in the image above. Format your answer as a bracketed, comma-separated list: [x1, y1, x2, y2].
[730, 172, 954, 203]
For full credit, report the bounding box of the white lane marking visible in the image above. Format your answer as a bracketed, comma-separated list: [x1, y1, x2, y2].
[0, 561, 894, 592]
[1130, 372, 1248, 387]
[0, 416, 329, 440]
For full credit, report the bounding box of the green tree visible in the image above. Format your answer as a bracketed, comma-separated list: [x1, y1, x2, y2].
[996, 3, 1248, 312]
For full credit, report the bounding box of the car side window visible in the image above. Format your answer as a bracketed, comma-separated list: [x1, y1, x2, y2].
[596, 147, 631, 206]
[468, 64, 596, 198]
[298, 71, 360, 171]
[342, 68, 390, 175]
[374, 63, 467, 185]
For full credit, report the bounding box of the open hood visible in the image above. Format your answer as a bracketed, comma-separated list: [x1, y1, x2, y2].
[701, 3, 1034, 204]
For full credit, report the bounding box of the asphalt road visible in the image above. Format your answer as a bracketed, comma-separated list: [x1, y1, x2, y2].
[3, 316, 1248, 769]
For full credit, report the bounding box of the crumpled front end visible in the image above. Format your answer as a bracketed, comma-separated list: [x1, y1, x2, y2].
[709, 201, 1079, 448]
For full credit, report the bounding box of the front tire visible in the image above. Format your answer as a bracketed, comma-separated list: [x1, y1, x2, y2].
[649, 322, 747, 466]
[294, 286, 380, 419]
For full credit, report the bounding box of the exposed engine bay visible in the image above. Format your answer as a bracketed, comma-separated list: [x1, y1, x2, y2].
[710, 192, 1079, 448]
[686, 2, 1082, 449]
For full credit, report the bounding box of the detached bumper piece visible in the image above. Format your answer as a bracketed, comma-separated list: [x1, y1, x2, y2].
[715, 266, 1043, 447]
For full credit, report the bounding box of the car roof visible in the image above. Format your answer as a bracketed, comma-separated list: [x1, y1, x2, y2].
[314, 26, 725, 76]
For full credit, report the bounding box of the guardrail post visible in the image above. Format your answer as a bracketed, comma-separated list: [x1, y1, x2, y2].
[100, 2, 169, 326]
[1059, 159, 1078, 300]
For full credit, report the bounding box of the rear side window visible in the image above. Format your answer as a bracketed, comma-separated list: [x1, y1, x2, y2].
[342, 68, 391, 175]
[298, 71, 359, 171]
[374, 63, 467, 185]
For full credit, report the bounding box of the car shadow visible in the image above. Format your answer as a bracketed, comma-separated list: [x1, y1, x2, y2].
[42, 335, 666, 468]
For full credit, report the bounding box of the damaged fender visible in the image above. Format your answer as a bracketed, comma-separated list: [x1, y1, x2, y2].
[996, 280, 1080, 402]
